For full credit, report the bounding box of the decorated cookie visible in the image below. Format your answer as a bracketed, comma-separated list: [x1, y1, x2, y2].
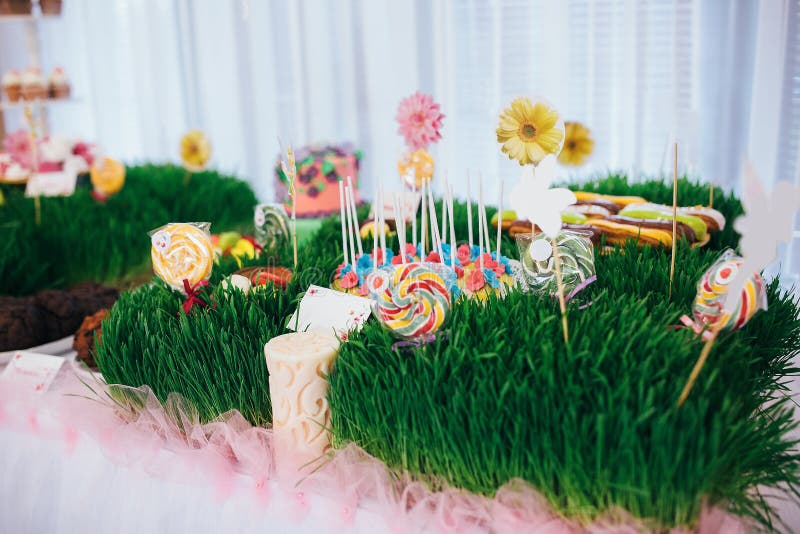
[150, 222, 214, 291]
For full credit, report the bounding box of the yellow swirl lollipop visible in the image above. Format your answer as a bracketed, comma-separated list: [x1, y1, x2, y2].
[180, 130, 211, 172]
[150, 222, 214, 291]
[90, 157, 125, 198]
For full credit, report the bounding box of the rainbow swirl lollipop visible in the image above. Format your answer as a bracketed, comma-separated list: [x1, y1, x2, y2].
[693, 249, 767, 332]
[150, 222, 214, 291]
[372, 263, 451, 340]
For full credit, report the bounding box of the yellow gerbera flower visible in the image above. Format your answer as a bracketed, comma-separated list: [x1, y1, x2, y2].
[180, 130, 212, 171]
[496, 97, 564, 166]
[558, 121, 594, 166]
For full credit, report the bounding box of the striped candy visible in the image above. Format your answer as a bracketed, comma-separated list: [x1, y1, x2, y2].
[374, 263, 451, 339]
[693, 251, 766, 332]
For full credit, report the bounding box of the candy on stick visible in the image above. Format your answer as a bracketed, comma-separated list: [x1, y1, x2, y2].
[372, 262, 451, 340]
[254, 203, 290, 251]
[338, 181, 349, 266]
[677, 250, 767, 406]
[150, 222, 214, 292]
[516, 230, 595, 295]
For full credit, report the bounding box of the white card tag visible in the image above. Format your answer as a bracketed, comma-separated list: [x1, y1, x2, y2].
[369, 192, 421, 222]
[288, 285, 372, 341]
[1, 351, 65, 393]
[25, 171, 77, 197]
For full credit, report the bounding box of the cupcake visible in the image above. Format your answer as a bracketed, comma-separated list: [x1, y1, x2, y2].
[20, 68, 46, 101]
[0, 0, 32, 15]
[2, 70, 21, 102]
[39, 0, 61, 15]
[48, 67, 70, 99]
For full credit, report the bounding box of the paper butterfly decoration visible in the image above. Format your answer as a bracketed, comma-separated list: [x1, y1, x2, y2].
[509, 154, 576, 240]
[723, 162, 800, 314]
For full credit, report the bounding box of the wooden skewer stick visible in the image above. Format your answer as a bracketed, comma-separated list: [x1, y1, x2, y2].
[677, 329, 718, 407]
[552, 239, 569, 344]
[709, 183, 714, 209]
[668, 143, 678, 300]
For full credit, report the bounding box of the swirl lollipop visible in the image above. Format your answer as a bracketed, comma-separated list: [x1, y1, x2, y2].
[150, 222, 214, 291]
[372, 263, 451, 340]
[90, 157, 125, 199]
[692, 249, 767, 332]
[516, 230, 595, 295]
[254, 203, 290, 250]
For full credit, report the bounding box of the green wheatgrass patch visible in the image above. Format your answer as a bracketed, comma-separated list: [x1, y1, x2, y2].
[0, 164, 257, 296]
[95, 175, 800, 530]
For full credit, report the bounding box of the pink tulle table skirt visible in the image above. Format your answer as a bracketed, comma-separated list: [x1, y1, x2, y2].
[0, 361, 750, 533]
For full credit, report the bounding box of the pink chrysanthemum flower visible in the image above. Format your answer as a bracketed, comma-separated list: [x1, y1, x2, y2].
[396, 92, 444, 150]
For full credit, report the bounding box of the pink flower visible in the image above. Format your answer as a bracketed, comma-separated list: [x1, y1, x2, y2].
[465, 269, 486, 292]
[403, 243, 417, 258]
[425, 251, 441, 263]
[72, 142, 95, 166]
[340, 271, 359, 289]
[454, 265, 465, 279]
[396, 92, 444, 150]
[4, 129, 33, 170]
[391, 255, 403, 265]
[457, 244, 472, 266]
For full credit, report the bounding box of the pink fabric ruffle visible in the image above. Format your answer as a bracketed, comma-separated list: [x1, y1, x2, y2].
[0, 361, 750, 533]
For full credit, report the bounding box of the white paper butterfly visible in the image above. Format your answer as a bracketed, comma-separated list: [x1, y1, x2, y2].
[723, 162, 800, 313]
[509, 155, 576, 240]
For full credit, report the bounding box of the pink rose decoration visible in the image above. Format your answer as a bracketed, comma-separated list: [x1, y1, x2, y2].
[396, 92, 445, 150]
[457, 244, 472, 267]
[425, 251, 441, 263]
[4, 129, 33, 170]
[403, 243, 417, 258]
[465, 269, 486, 292]
[340, 271, 359, 289]
[454, 265, 465, 279]
[391, 255, 403, 265]
[371, 248, 384, 266]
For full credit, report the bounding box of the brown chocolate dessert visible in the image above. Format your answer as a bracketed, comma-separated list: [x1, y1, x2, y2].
[0, 282, 118, 352]
[73, 309, 109, 368]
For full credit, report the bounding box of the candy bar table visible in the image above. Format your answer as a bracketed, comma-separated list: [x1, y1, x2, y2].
[1, 356, 799, 533]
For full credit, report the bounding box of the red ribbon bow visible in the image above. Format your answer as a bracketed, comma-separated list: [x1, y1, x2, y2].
[182, 279, 211, 315]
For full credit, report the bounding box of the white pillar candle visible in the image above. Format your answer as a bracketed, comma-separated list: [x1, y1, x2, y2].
[264, 332, 340, 479]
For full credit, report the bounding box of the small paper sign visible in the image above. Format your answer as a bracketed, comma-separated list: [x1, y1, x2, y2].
[25, 171, 77, 197]
[288, 285, 371, 341]
[370, 191, 421, 222]
[1, 351, 65, 393]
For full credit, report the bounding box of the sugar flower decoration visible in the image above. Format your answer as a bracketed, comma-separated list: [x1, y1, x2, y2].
[180, 130, 211, 171]
[558, 121, 594, 166]
[497, 97, 564, 166]
[396, 92, 444, 150]
[723, 162, 800, 314]
[509, 155, 576, 239]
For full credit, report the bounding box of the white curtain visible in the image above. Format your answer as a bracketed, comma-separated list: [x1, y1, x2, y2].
[0, 1, 796, 236]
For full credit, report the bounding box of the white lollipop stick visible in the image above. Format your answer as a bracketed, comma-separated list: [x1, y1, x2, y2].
[421, 180, 428, 255]
[379, 183, 387, 264]
[347, 176, 363, 257]
[448, 185, 456, 267]
[496, 179, 504, 259]
[466, 171, 473, 249]
[441, 177, 448, 247]
[393, 196, 407, 264]
[345, 184, 357, 267]
[427, 181, 443, 261]
[411, 183, 417, 252]
[338, 181, 349, 266]
[372, 184, 378, 273]
[478, 187, 484, 271]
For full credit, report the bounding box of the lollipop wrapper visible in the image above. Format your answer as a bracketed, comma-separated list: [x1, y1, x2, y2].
[254, 203, 290, 250]
[368, 262, 452, 341]
[149, 222, 214, 292]
[515, 230, 595, 295]
[692, 249, 767, 332]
